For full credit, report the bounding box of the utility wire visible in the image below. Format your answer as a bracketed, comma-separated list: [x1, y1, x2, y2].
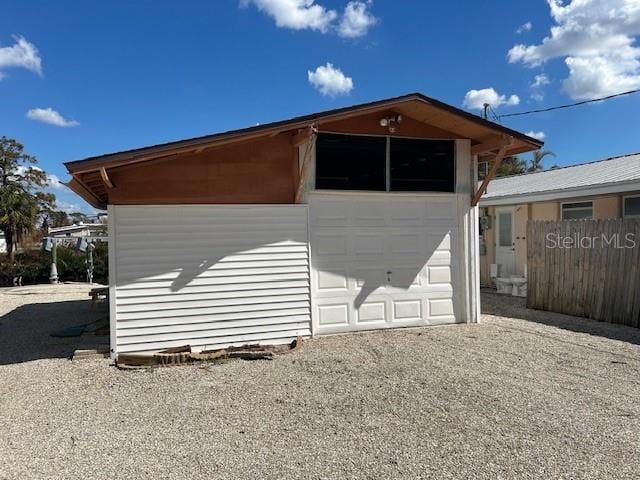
[496, 88, 640, 119]
[488, 105, 500, 122]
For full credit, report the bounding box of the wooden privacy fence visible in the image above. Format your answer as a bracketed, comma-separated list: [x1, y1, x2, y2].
[527, 219, 640, 327]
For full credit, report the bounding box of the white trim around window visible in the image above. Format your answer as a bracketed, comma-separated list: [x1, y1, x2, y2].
[623, 194, 640, 218]
[561, 200, 593, 220]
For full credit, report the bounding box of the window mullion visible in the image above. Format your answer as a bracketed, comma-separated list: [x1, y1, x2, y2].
[385, 136, 391, 192]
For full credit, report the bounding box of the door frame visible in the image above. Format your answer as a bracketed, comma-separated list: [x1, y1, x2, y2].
[495, 206, 516, 275]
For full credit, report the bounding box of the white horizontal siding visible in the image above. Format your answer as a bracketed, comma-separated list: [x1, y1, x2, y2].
[112, 205, 311, 354]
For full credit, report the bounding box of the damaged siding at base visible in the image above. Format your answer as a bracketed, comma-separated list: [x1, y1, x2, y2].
[108, 205, 311, 356]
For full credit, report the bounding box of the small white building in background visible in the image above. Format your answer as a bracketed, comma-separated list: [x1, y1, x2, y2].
[0, 233, 6, 253]
[48, 223, 108, 238]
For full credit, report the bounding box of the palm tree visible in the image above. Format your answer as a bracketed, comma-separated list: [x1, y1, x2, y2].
[528, 149, 556, 173]
[0, 187, 39, 261]
[495, 156, 527, 177]
[0, 136, 55, 260]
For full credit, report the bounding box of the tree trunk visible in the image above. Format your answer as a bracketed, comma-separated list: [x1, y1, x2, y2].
[5, 230, 15, 262]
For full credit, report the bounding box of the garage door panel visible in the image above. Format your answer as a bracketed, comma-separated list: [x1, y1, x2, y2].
[309, 199, 350, 227]
[356, 301, 387, 324]
[316, 303, 350, 327]
[353, 199, 388, 227]
[389, 231, 422, 255]
[428, 297, 456, 324]
[354, 232, 385, 256]
[314, 232, 348, 256]
[388, 201, 425, 226]
[426, 200, 457, 220]
[427, 265, 452, 285]
[427, 250, 452, 266]
[392, 299, 423, 322]
[387, 266, 422, 289]
[315, 269, 349, 292]
[429, 231, 453, 250]
[353, 265, 386, 289]
[310, 193, 461, 334]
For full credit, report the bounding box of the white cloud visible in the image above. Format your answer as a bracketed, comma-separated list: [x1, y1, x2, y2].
[338, 1, 377, 38]
[46, 173, 67, 190]
[308, 63, 354, 96]
[26, 108, 79, 127]
[525, 130, 546, 141]
[462, 88, 520, 110]
[530, 73, 550, 101]
[0, 35, 42, 79]
[517, 21, 533, 34]
[531, 74, 550, 88]
[507, 0, 640, 100]
[240, 0, 337, 32]
[14, 165, 68, 190]
[54, 199, 100, 215]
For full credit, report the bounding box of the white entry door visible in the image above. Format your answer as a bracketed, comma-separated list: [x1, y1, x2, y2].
[309, 193, 462, 335]
[495, 207, 516, 275]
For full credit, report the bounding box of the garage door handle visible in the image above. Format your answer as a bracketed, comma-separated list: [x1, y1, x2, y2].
[386, 271, 392, 275]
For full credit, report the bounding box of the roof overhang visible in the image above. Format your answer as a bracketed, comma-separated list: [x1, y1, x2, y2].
[64, 93, 543, 209]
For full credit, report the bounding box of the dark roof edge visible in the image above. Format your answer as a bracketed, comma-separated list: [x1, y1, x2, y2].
[65, 92, 543, 170]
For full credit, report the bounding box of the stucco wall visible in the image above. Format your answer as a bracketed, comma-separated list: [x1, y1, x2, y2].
[594, 196, 620, 219]
[531, 201, 559, 221]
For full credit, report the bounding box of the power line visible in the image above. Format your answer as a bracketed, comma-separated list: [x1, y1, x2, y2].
[488, 105, 500, 122]
[496, 88, 640, 119]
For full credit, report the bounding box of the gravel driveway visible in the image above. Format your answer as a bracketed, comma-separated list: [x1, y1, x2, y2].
[1, 285, 639, 479]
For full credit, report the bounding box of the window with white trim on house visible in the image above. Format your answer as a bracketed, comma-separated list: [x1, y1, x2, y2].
[623, 195, 640, 218]
[315, 133, 455, 193]
[561, 201, 593, 220]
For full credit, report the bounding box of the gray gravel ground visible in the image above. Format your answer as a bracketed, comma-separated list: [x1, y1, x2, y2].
[1, 285, 640, 479]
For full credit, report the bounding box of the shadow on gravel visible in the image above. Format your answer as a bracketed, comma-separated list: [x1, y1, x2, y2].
[481, 290, 640, 346]
[0, 299, 104, 365]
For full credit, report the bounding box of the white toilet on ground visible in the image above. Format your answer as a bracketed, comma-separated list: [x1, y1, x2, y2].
[491, 264, 527, 297]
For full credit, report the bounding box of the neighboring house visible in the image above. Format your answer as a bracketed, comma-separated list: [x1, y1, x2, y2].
[479, 152, 640, 286]
[0, 232, 6, 253]
[64, 93, 541, 359]
[48, 223, 108, 238]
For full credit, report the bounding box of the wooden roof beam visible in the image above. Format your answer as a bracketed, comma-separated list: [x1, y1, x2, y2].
[471, 142, 511, 207]
[471, 134, 513, 156]
[66, 177, 108, 210]
[99, 167, 115, 189]
[291, 125, 318, 148]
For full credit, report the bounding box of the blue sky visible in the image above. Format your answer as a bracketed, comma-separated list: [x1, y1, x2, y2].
[2, 0, 639, 213]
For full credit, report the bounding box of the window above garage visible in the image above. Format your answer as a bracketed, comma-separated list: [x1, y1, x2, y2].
[315, 133, 455, 193]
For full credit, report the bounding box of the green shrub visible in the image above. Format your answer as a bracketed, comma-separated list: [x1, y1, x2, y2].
[0, 240, 109, 286]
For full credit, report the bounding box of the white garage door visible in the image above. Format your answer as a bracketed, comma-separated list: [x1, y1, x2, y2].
[309, 193, 462, 334]
[110, 205, 311, 354]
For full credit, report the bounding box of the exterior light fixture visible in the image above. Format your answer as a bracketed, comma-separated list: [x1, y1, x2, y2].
[379, 114, 403, 132]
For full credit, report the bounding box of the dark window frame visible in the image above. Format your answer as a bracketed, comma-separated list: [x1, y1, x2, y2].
[623, 194, 640, 218]
[314, 132, 457, 194]
[314, 133, 387, 191]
